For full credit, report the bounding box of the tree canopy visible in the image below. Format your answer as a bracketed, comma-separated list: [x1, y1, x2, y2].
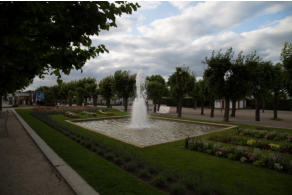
[146, 74, 167, 112]
[281, 42, 292, 95]
[113, 70, 135, 111]
[168, 67, 194, 117]
[0, 1, 139, 99]
[99, 76, 115, 108]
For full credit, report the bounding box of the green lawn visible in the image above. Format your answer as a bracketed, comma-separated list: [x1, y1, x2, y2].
[17, 109, 292, 195]
[16, 109, 163, 195]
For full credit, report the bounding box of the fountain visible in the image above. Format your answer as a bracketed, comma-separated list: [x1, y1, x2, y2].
[71, 71, 229, 147]
[129, 71, 150, 128]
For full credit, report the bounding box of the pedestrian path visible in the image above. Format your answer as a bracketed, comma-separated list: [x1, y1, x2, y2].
[0, 111, 75, 195]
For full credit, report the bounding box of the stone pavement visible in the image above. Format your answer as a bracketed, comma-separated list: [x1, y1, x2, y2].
[0, 110, 75, 195]
[162, 107, 292, 129]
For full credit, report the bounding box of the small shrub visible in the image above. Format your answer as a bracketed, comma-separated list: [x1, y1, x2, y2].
[149, 167, 159, 175]
[114, 158, 123, 166]
[152, 175, 167, 188]
[105, 153, 114, 161]
[240, 156, 247, 163]
[170, 183, 186, 195]
[125, 161, 137, 172]
[247, 139, 256, 146]
[253, 159, 266, 167]
[139, 169, 151, 179]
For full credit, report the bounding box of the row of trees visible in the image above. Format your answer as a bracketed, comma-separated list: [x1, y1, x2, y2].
[37, 42, 291, 123]
[39, 70, 136, 112]
[167, 42, 292, 122]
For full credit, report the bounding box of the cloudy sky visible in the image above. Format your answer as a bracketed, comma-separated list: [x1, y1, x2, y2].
[27, 1, 292, 90]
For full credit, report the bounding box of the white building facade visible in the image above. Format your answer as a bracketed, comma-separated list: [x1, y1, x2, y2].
[214, 99, 246, 109]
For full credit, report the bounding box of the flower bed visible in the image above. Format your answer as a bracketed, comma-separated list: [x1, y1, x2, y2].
[209, 135, 292, 154]
[234, 128, 292, 143]
[30, 110, 219, 195]
[185, 137, 292, 174]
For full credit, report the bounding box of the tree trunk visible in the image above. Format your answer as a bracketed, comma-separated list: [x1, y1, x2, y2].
[230, 99, 236, 117]
[123, 97, 128, 112]
[224, 97, 230, 122]
[273, 91, 278, 119]
[177, 97, 182, 117]
[93, 96, 97, 106]
[0, 95, 2, 111]
[176, 104, 179, 113]
[106, 98, 110, 108]
[255, 96, 260, 121]
[193, 100, 197, 109]
[210, 101, 214, 118]
[200, 102, 204, 115]
[262, 99, 265, 113]
[158, 101, 161, 111]
[154, 103, 157, 113]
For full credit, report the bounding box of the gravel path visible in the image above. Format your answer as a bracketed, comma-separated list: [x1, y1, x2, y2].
[0, 111, 75, 195]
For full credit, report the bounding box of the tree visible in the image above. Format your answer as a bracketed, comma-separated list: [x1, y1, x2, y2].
[146, 74, 167, 112]
[203, 48, 234, 122]
[0, 1, 139, 110]
[229, 52, 250, 117]
[270, 63, 286, 119]
[246, 52, 273, 121]
[99, 76, 114, 108]
[195, 80, 207, 115]
[168, 67, 193, 117]
[203, 77, 217, 118]
[113, 70, 135, 112]
[67, 90, 74, 106]
[76, 87, 85, 106]
[281, 42, 292, 96]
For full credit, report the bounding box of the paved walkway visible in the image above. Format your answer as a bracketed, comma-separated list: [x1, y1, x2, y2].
[0, 111, 75, 195]
[162, 107, 292, 129]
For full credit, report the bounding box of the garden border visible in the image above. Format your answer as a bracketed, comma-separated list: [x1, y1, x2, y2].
[67, 115, 236, 148]
[12, 109, 99, 195]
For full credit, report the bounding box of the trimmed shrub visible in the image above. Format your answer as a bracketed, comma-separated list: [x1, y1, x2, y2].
[152, 175, 167, 188]
[139, 169, 151, 179]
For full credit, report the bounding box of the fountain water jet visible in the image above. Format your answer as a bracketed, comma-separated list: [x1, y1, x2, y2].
[129, 71, 150, 128]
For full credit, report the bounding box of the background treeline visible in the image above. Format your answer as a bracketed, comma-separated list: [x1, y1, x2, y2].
[37, 42, 292, 122]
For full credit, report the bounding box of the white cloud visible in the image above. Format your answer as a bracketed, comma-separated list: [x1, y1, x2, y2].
[26, 2, 292, 91]
[170, 1, 192, 10]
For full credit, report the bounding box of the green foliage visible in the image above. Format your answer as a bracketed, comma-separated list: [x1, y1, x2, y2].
[146, 74, 168, 112]
[99, 76, 115, 108]
[113, 70, 135, 111]
[152, 175, 167, 188]
[168, 67, 194, 117]
[281, 42, 292, 95]
[0, 2, 139, 97]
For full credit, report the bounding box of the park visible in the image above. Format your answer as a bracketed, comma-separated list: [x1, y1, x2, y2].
[1, 2, 292, 195]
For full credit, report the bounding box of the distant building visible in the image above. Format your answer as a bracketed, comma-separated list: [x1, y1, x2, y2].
[214, 99, 246, 109]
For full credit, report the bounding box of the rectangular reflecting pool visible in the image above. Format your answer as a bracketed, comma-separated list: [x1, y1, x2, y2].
[71, 117, 230, 147]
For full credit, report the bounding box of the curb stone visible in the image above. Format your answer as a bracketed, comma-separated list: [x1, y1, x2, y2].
[12, 109, 99, 195]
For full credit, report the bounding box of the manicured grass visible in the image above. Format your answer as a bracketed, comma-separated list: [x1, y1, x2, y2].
[17, 109, 292, 195]
[16, 109, 163, 195]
